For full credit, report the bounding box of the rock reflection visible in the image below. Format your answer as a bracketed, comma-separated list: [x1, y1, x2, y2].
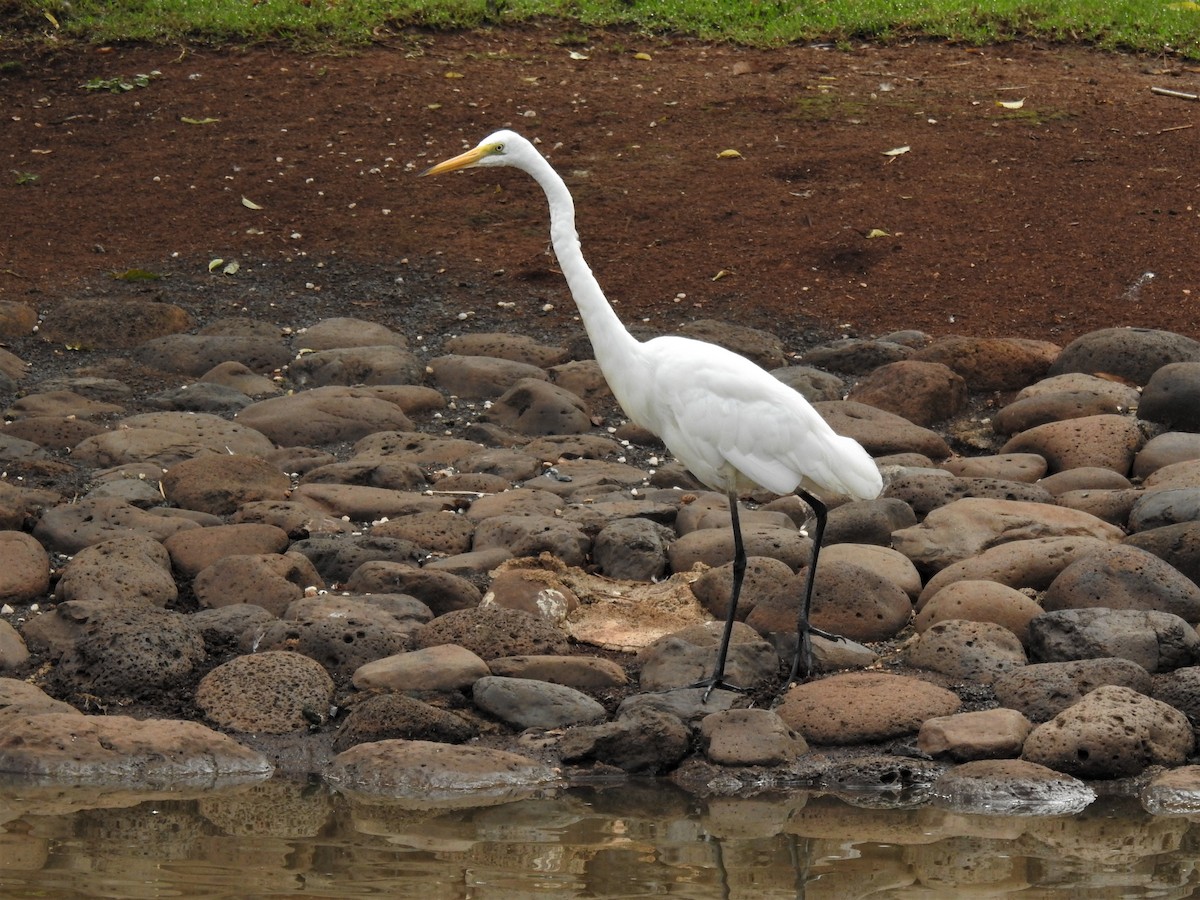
[1, 779, 1199, 897]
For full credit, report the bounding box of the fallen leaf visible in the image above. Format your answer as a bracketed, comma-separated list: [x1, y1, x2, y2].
[241, 196, 263, 210]
[712, 269, 732, 281]
[633, 52, 652, 61]
[444, 71, 464, 79]
[568, 50, 589, 60]
[882, 145, 911, 156]
[111, 268, 163, 281]
[208, 258, 224, 272]
[866, 228, 890, 239]
[717, 149, 743, 159]
[181, 116, 219, 124]
[996, 98, 1026, 109]
[222, 261, 240, 276]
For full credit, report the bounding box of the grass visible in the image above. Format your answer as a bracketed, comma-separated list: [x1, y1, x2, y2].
[2, 0, 1199, 56]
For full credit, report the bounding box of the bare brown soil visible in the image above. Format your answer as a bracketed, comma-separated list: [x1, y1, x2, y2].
[2, 29, 1199, 346]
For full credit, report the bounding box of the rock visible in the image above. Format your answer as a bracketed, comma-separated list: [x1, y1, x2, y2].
[912, 335, 1055, 391]
[1129, 489, 1200, 533]
[669, 522, 812, 574]
[673, 319, 787, 369]
[0, 621, 30, 670]
[483, 567, 579, 623]
[161, 454, 291, 515]
[638, 621, 778, 692]
[893, 498, 1124, 574]
[289, 534, 426, 583]
[414, 606, 570, 659]
[918, 708, 1034, 761]
[192, 604, 277, 654]
[932, 759, 1095, 815]
[236, 386, 414, 446]
[0, 530, 50, 604]
[137, 333, 291, 376]
[918, 536, 1117, 608]
[163, 523, 291, 577]
[0, 713, 271, 786]
[941, 453, 1048, 482]
[325, 739, 558, 798]
[487, 655, 628, 689]
[300, 457, 427, 490]
[333, 693, 478, 752]
[593, 518, 674, 580]
[251, 603, 413, 676]
[1125, 522, 1200, 586]
[994, 658, 1153, 722]
[55, 534, 177, 607]
[885, 472, 1054, 516]
[914, 580, 1042, 645]
[819, 497, 917, 546]
[691, 555, 794, 622]
[799, 338, 913, 374]
[40, 298, 191, 349]
[1141, 765, 1200, 815]
[813, 400, 951, 459]
[992, 389, 1128, 435]
[559, 707, 690, 774]
[1039, 466, 1133, 495]
[776, 672, 961, 744]
[346, 562, 482, 616]
[1151, 666, 1200, 735]
[372, 510, 475, 555]
[1043, 544, 1200, 622]
[352, 644, 490, 692]
[51, 605, 205, 700]
[905, 619, 1027, 684]
[193, 553, 324, 616]
[1134, 432, 1200, 480]
[427, 354, 548, 399]
[473, 514, 591, 567]
[196, 651, 335, 734]
[700, 708, 808, 766]
[73, 411, 274, 467]
[444, 332, 568, 367]
[300, 316, 409, 350]
[819, 544, 923, 601]
[1022, 685, 1194, 778]
[1139, 361, 1200, 431]
[846, 360, 967, 426]
[1000, 414, 1144, 474]
[34, 497, 202, 553]
[770, 365, 845, 402]
[472, 675, 606, 729]
[199, 360, 281, 397]
[1029, 608, 1200, 673]
[746, 561, 912, 644]
[289, 345, 423, 388]
[1048, 326, 1200, 386]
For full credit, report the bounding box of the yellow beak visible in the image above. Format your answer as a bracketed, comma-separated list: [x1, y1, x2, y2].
[419, 144, 489, 177]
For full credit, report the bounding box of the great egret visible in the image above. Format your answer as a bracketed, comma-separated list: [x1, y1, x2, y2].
[422, 130, 882, 696]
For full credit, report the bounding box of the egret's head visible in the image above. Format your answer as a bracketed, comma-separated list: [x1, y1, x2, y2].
[420, 130, 528, 177]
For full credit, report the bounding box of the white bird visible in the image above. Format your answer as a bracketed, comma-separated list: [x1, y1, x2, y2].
[422, 130, 882, 697]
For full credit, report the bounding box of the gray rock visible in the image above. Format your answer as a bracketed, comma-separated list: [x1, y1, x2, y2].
[290, 484, 449, 521]
[289, 534, 426, 583]
[1048, 326, 1200, 386]
[1029, 608, 1200, 672]
[1124, 522, 1200, 587]
[592, 518, 674, 580]
[1043, 544, 1200, 622]
[769, 365, 845, 402]
[994, 657, 1153, 722]
[325, 739, 558, 798]
[0, 713, 271, 786]
[300, 316, 409, 351]
[1022, 685, 1194, 778]
[1151, 666, 1200, 735]
[199, 360, 281, 397]
[196, 651, 334, 734]
[485, 378, 591, 436]
[472, 675, 605, 729]
[1134, 432, 1200, 480]
[638, 621, 779, 692]
[1130, 489, 1200, 533]
[1140, 361, 1200, 431]
[145, 381, 252, 413]
[932, 759, 1095, 815]
[799, 338, 913, 374]
[668, 523, 811, 574]
[1051, 488, 1140, 528]
[820, 497, 917, 546]
[884, 472, 1053, 517]
[559, 706, 690, 774]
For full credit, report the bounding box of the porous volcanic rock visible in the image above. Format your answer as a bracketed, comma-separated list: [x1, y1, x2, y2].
[196, 651, 335, 734]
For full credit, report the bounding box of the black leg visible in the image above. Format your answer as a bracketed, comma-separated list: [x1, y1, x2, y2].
[700, 488, 747, 701]
[787, 490, 829, 684]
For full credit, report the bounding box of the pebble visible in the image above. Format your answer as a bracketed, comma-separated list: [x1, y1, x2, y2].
[8, 317, 1200, 809]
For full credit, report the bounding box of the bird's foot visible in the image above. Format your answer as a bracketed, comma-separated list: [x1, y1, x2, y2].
[786, 627, 847, 686]
[687, 676, 747, 704]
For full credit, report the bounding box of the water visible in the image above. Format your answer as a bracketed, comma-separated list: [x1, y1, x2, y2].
[1, 777, 1197, 898]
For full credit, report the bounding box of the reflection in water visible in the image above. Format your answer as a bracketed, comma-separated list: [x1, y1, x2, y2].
[0, 777, 1198, 898]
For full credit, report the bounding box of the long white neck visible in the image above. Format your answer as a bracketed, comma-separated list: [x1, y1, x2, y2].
[521, 152, 644, 403]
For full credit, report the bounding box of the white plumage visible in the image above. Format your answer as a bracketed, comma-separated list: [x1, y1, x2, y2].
[423, 130, 882, 695]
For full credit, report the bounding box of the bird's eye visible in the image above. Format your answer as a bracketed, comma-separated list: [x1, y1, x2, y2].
[494, 143, 504, 153]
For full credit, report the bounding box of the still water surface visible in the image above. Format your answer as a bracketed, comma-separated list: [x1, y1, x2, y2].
[0, 777, 1195, 898]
